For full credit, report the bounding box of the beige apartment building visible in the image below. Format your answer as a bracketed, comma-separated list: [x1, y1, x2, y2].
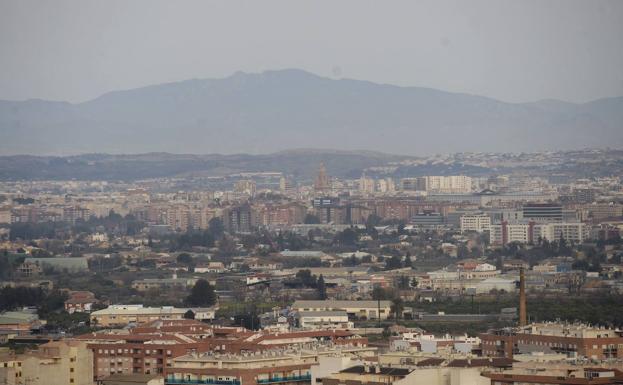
[90, 304, 216, 327]
[0, 341, 93, 385]
[168, 350, 316, 385]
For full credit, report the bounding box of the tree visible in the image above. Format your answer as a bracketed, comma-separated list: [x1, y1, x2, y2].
[234, 313, 260, 330]
[391, 297, 405, 320]
[404, 253, 412, 268]
[397, 275, 410, 290]
[343, 254, 360, 267]
[239, 264, 251, 273]
[296, 269, 317, 287]
[365, 214, 382, 228]
[372, 286, 387, 301]
[217, 235, 237, 257]
[385, 255, 402, 270]
[559, 235, 567, 252]
[208, 217, 225, 237]
[317, 274, 327, 300]
[183, 309, 195, 319]
[0, 255, 10, 280]
[177, 253, 193, 265]
[186, 279, 217, 307]
[334, 228, 358, 246]
[304, 214, 320, 224]
[410, 277, 418, 288]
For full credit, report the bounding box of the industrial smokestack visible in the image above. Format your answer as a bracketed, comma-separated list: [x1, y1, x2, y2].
[519, 267, 527, 326]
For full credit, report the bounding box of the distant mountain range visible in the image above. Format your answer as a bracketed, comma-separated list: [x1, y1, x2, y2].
[1, 69, 622, 155]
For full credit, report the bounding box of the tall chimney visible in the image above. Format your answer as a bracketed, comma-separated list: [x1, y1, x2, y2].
[519, 267, 527, 326]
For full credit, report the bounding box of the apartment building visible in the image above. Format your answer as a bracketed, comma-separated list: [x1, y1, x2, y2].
[537, 222, 589, 243]
[401, 176, 472, 193]
[76, 320, 370, 383]
[0, 341, 93, 385]
[489, 221, 588, 246]
[480, 323, 623, 360]
[255, 202, 307, 226]
[490, 222, 535, 245]
[131, 276, 198, 292]
[585, 203, 623, 220]
[79, 334, 209, 380]
[234, 180, 257, 196]
[225, 204, 256, 233]
[90, 305, 216, 327]
[167, 350, 315, 385]
[483, 366, 623, 385]
[323, 365, 412, 385]
[460, 214, 491, 233]
[0, 349, 21, 385]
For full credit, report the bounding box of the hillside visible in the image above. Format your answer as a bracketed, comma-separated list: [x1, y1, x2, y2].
[1, 69, 622, 155]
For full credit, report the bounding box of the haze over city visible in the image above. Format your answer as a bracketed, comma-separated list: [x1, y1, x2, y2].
[1, 2, 623, 385]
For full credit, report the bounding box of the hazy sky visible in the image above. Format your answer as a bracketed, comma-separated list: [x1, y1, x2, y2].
[1, 0, 622, 104]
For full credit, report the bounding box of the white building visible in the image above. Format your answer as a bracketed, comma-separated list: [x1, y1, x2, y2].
[460, 215, 491, 233]
[296, 311, 353, 329]
[426, 176, 473, 193]
[490, 221, 589, 246]
[359, 176, 376, 193]
[474, 263, 496, 272]
[475, 277, 517, 294]
[292, 300, 392, 320]
[536, 222, 589, 243]
[489, 222, 534, 245]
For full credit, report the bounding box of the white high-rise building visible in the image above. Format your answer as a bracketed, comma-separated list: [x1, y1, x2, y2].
[404, 175, 473, 193]
[359, 175, 376, 193]
[490, 221, 588, 246]
[377, 178, 395, 193]
[460, 214, 491, 233]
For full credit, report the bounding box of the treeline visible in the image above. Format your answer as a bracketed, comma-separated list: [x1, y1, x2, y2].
[0, 286, 67, 317]
[9, 222, 67, 241]
[7, 210, 151, 242]
[166, 218, 224, 251]
[410, 294, 623, 327]
[489, 237, 622, 268]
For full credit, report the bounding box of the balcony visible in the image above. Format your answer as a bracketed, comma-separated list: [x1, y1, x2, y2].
[166, 379, 241, 385]
[257, 374, 312, 384]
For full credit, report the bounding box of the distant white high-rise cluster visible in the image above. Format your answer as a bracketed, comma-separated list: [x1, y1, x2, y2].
[401, 175, 472, 193]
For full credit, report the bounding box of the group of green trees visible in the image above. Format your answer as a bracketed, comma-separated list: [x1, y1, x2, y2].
[185, 279, 217, 307]
[7, 210, 146, 242]
[384, 253, 412, 270]
[285, 269, 327, 299]
[409, 293, 623, 327]
[0, 252, 25, 279]
[0, 286, 66, 318]
[341, 254, 373, 266]
[168, 218, 224, 251]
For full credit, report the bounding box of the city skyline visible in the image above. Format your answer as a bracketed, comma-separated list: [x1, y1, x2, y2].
[1, 2, 623, 385]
